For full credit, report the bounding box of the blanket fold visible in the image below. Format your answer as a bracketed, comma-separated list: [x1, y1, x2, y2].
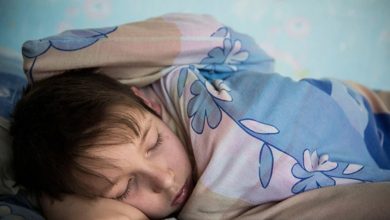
[23, 13, 273, 86]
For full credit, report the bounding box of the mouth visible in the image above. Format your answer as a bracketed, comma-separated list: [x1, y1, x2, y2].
[171, 178, 191, 207]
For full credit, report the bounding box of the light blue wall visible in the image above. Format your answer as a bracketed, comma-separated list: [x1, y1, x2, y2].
[1, 0, 389, 89]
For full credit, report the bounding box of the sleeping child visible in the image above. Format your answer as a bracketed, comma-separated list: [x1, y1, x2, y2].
[11, 13, 390, 219]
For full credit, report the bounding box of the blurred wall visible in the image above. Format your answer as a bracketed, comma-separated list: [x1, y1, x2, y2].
[0, 0, 389, 89]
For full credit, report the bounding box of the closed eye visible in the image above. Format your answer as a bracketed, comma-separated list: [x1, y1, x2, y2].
[149, 133, 163, 152]
[116, 178, 135, 201]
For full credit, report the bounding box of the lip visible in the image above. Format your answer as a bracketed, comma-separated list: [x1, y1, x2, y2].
[171, 179, 191, 207]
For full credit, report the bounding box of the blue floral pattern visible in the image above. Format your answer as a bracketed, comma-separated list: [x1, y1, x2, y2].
[178, 65, 198, 97]
[22, 26, 117, 58]
[291, 149, 366, 193]
[187, 80, 224, 134]
[200, 27, 249, 81]
[0, 205, 25, 220]
[291, 150, 338, 193]
[258, 143, 274, 188]
[22, 26, 117, 82]
[182, 25, 385, 198]
[0, 203, 44, 220]
[186, 27, 245, 133]
[292, 166, 336, 193]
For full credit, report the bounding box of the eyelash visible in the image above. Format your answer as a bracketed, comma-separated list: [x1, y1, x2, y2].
[116, 134, 163, 201]
[116, 178, 134, 201]
[149, 133, 163, 152]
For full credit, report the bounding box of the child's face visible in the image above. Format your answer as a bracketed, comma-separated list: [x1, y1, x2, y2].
[80, 107, 194, 219]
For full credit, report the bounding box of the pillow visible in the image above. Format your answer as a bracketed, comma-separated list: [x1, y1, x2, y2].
[0, 50, 26, 120]
[0, 194, 45, 220]
[0, 49, 45, 219]
[0, 49, 27, 195]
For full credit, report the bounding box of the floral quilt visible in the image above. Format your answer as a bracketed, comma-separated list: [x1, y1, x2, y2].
[22, 13, 390, 219]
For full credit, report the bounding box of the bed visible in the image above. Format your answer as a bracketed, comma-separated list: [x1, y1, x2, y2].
[1, 13, 390, 220]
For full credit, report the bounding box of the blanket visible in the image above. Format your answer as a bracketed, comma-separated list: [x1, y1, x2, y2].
[22, 13, 390, 219]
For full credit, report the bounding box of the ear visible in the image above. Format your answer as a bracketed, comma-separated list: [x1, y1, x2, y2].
[130, 86, 162, 116]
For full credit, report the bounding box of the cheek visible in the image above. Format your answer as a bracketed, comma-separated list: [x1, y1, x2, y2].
[167, 139, 192, 174]
[164, 135, 188, 161]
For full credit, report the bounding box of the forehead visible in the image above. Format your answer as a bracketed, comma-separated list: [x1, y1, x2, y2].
[87, 105, 156, 151]
[87, 105, 148, 144]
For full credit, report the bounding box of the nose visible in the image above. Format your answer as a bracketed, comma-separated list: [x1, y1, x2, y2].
[146, 165, 175, 193]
